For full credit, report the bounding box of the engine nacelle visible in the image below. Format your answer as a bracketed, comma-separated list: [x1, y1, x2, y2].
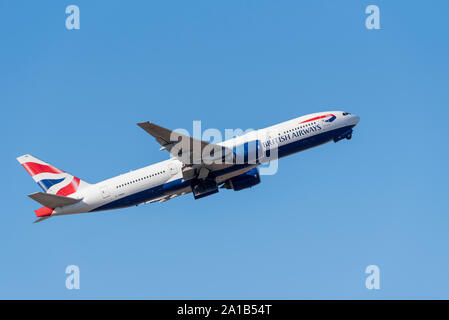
[191, 179, 219, 200]
[225, 168, 261, 191]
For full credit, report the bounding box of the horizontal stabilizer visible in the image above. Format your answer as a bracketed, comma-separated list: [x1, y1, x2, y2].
[28, 192, 82, 208]
[34, 216, 51, 223]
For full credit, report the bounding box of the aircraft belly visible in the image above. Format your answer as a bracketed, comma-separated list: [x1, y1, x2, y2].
[90, 178, 191, 212]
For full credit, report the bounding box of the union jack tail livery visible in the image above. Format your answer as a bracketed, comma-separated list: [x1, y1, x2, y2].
[17, 154, 90, 195]
[17, 154, 90, 222]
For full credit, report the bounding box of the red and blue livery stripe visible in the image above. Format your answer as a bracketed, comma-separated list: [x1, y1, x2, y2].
[300, 114, 336, 124]
[56, 177, 80, 196]
[21, 162, 64, 176]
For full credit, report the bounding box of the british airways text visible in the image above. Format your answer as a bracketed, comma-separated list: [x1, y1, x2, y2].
[262, 124, 322, 148]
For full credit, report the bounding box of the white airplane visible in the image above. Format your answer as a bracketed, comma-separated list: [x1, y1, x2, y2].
[18, 111, 360, 222]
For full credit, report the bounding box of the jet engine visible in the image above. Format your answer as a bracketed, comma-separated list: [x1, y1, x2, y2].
[221, 168, 261, 191]
[191, 178, 219, 200]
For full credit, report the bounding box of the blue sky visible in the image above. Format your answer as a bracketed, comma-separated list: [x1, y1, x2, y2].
[1, 1, 448, 299]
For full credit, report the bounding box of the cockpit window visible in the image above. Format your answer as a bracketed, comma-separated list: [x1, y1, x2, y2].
[342, 112, 351, 116]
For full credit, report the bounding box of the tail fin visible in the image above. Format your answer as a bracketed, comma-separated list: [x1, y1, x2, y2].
[17, 154, 90, 196]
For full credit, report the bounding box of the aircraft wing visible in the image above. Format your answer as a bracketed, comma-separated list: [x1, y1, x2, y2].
[137, 122, 212, 159]
[137, 122, 234, 178]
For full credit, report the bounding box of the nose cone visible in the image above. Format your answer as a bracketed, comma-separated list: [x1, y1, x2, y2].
[352, 114, 360, 126]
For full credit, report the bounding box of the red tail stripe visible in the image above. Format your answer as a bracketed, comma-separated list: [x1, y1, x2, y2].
[56, 177, 80, 196]
[300, 114, 335, 124]
[35, 207, 54, 217]
[22, 162, 64, 176]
